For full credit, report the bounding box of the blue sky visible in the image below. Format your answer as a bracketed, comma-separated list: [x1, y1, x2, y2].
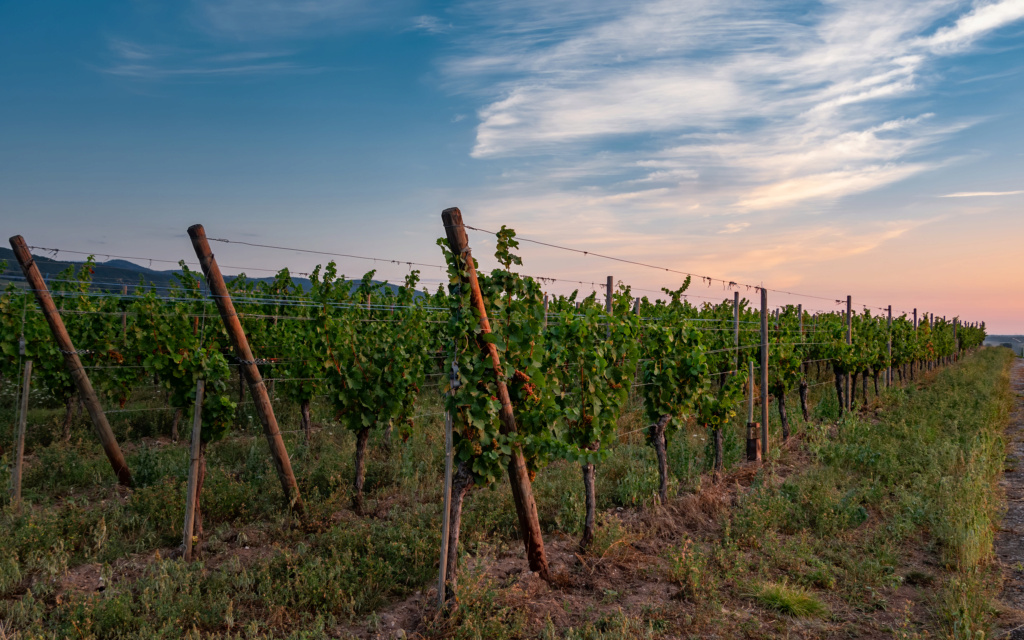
[2, 0, 1023, 330]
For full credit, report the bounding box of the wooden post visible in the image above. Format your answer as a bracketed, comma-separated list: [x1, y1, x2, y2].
[886, 305, 892, 387]
[733, 292, 740, 372]
[10, 359, 32, 507]
[760, 288, 769, 458]
[846, 295, 852, 411]
[746, 359, 760, 462]
[605, 275, 613, 339]
[633, 298, 640, 315]
[182, 380, 204, 562]
[121, 285, 128, 341]
[441, 207, 550, 579]
[187, 225, 303, 512]
[8, 235, 132, 486]
[438, 388, 454, 609]
[953, 318, 958, 361]
[542, 293, 549, 330]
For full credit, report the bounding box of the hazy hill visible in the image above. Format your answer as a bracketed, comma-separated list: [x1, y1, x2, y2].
[0, 247, 412, 296]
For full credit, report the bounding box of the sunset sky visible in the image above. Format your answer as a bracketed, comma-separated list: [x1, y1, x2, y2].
[2, 1, 1022, 331]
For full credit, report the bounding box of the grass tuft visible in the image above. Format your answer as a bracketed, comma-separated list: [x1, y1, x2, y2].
[746, 580, 828, 618]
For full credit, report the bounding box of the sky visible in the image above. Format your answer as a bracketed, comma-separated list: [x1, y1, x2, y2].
[1, 0, 1023, 331]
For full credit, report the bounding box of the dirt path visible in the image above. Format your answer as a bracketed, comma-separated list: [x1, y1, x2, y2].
[996, 358, 1024, 637]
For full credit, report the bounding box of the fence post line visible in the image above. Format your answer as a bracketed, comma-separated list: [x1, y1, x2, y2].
[182, 380, 205, 562]
[760, 288, 769, 459]
[846, 295, 852, 411]
[887, 305, 892, 388]
[186, 224, 303, 513]
[8, 235, 132, 487]
[441, 207, 550, 580]
[10, 359, 32, 508]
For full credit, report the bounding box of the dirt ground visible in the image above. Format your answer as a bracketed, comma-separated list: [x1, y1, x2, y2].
[995, 358, 1024, 638]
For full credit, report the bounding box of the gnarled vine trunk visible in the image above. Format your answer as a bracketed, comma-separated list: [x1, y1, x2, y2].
[193, 442, 207, 556]
[777, 392, 789, 440]
[873, 370, 880, 397]
[580, 459, 597, 550]
[650, 414, 671, 504]
[442, 461, 474, 603]
[62, 395, 76, 441]
[712, 425, 723, 473]
[833, 366, 845, 416]
[171, 407, 182, 442]
[352, 427, 371, 514]
[300, 400, 311, 446]
[799, 379, 810, 422]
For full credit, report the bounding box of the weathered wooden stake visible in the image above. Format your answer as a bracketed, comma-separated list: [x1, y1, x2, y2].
[747, 360, 760, 461]
[605, 275, 613, 340]
[9, 235, 132, 486]
[438, 369, 455, 609]
[733, 292, 740, 372]
[886, 305, 892, 387]
[760, 288, 769, 458]
[846, 295, 852, 411]
[441, 207, 550, 579]
[182, 380, 204, 562]
[10, 359, 32, 507]
[121, 285, 128, 341]
[187, 225, 303, 512]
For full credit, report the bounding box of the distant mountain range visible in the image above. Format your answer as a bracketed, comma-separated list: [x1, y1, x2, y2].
[0, 247, 411, 295]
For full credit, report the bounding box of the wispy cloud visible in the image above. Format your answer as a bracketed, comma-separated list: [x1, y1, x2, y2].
[192, 0, 410, 38]
[440, 0, 1024, 214]
[101, 39, 305, 79]
[410, 15, 453, 34]
[940, 189, 1024, 197]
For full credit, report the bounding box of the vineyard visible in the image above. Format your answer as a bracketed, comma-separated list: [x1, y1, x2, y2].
[0, 211, 1001, 639]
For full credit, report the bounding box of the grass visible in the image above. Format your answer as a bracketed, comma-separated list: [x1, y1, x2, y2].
[0, 348, 1013, 638]
[746, 580, 829, 618]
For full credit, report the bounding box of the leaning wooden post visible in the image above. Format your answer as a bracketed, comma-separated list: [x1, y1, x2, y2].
[182, 380, 204, 562]
[760, 288, 769, 459]
[441, 207, 550, 579]
[886, 305, 892, 387]
[187, 225, 303, 513]
[8, 236, 132, 486]
[10, 359, 32, 507]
